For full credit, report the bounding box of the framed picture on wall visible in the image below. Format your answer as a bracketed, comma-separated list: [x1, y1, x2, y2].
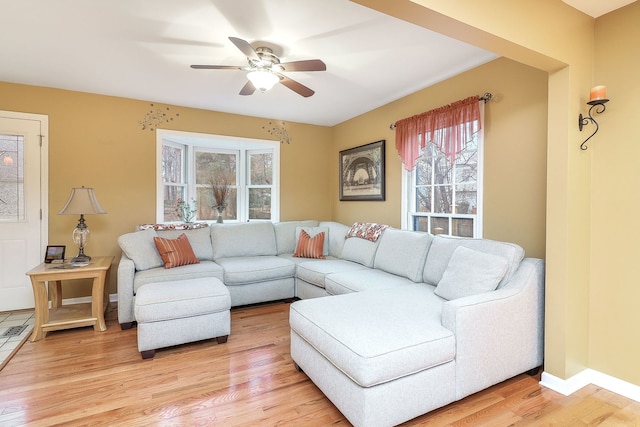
[339, 140, 385, 201]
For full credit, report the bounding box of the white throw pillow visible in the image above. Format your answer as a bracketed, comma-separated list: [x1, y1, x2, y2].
[434, 246, 509, 300]
[295, 226, 329, 256]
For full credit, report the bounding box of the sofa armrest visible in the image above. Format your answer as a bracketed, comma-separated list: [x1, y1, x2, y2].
[441, 258, 544, 399]
[117, 252, 136, 327]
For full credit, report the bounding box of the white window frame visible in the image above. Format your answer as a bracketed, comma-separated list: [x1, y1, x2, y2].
[156, 129, 280, 223]
[401, 106, 484, 238]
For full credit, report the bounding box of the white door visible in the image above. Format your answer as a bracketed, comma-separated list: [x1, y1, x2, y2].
[0, 111, 48, 311]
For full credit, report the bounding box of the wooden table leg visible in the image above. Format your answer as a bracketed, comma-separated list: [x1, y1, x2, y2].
[48, 280, 63, 308]
[30, 278, 48, 342]
[91, 272, 107, 332]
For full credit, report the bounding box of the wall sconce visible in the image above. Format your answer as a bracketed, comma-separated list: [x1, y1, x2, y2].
[579, 85, 609, 150]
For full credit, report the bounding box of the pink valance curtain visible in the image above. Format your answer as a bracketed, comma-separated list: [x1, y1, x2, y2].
[395, 96, 482, 171]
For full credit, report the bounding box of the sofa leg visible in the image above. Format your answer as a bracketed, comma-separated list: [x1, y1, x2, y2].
[216, 335, 229, 344]
[526, 366, 542, 376]
[141, 350, 155, 359]
[120, 322, 133, 330]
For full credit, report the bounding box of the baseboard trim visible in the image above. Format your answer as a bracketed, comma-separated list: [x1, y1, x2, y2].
[541, 369, 640, 403]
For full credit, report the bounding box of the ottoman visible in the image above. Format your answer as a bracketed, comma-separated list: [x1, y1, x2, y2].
[134, 277, 231, 359]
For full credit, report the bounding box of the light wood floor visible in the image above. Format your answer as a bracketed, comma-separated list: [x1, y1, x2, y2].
[1, 301, 639, 426]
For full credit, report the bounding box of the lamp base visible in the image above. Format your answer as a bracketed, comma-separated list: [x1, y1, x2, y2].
[71, 253, 91, 265]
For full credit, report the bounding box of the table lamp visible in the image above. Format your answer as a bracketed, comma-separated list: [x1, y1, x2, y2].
[58, 186, 106, 264]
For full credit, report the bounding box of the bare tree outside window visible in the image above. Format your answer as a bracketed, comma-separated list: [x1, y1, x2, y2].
[411, 133, 480, 237]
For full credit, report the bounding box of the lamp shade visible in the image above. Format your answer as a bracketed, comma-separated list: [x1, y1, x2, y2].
[247, 70, 279, 92]
[58, 186, 106, 215]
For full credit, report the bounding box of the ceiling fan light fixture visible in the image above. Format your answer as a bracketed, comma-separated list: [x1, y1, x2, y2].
[247, 70, 279, 92]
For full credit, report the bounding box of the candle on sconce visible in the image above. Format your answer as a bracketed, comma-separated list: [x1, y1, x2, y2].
[590, 85, 607, 101]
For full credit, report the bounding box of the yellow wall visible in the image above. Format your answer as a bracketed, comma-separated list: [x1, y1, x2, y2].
[590, 3, 640, 385]
[0, 82, 333, 296]
[332, 57, 548, 259]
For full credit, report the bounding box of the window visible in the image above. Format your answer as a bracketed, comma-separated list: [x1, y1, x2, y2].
[405, 133, 483, 237]
[0, 133, 24, 221]
[400, 98, 484, 237]
[157, 130, 279, 223]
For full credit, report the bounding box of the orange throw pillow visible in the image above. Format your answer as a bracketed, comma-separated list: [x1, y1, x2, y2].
[294, 229, 326, 259]
[153, 233, 200, 269]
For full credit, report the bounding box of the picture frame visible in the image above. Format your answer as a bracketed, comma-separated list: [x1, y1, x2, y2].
[44, 245, 66, 263]
[339, 140, 386, 201]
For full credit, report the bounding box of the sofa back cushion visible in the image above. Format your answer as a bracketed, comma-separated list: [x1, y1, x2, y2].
[274, 220, 318, 254]
[319, 221, 349, 258]
[211, 222, 277, 259]
[434, 246, 508, 300]
[374, 229, 433, 282]
[117, 228, 163, 271]
[423, 235, 524, 288]
[341, 237, 380, 267]
[156, 226, 213, 261]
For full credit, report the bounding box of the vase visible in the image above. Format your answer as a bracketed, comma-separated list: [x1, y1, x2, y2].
[215, 205, 226, 223]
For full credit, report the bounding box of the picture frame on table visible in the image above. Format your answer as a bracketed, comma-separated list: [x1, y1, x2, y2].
[44, 245, 66, 263]
[339, 140, 385, 201]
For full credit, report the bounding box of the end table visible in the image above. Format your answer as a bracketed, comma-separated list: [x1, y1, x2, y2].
[25, 256, 114, 342]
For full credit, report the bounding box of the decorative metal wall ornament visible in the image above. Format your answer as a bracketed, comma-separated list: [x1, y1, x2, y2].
[139, 104, 180, 131]
[263, 121, 291, 144]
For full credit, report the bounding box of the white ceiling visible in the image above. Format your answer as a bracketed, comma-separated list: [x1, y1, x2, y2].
[562, 0, 636, 17]
[0, 0, 497, 126]
[1, 1, 633, 126]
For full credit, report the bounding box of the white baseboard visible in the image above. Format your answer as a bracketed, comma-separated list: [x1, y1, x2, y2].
[541, 369, 640, 403]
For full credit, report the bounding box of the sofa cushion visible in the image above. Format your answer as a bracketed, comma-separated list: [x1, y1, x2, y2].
[294, 229, 326, 259]
[423, 235, 524, 288]
[133, 261, 224, 293]
[117, 228, 163, 271]
[319, 221, 350, 258]
[434, 246, 509, 300]
[295, 226, 329, 257]
[374, 229, 433, 282]
[274, 220, 318, 255]
[211, 222, 277, 259]
[296, 259, 369, 288]
[289, 286, 454, 388]
[153, 233, 200, 269]
[156, 226, 213, 261]
[215, 256, 296, 286]
[325, 269, 418, 295]
[135, 277, 230, 323]
[341, 237, 380, 268]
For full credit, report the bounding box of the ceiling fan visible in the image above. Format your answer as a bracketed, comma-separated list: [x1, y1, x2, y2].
[191, 37, 326, 98]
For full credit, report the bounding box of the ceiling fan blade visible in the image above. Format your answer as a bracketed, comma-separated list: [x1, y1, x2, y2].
[229, 36, 260, 61]
[280, 59, 326, 72]
[190, 65, 242, 70]
[279, 75, 315, 98]
[239, 80, 256, 96]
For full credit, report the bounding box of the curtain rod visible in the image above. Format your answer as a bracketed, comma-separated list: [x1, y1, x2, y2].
[389, 92, 493, 130]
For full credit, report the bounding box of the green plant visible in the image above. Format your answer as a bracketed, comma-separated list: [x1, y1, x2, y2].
[175, 197, 197, 223]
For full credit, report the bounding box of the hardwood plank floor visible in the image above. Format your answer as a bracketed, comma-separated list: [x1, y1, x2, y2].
[0, 301, 638, 426]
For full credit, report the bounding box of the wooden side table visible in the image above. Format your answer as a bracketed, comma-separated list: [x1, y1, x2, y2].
[25, 256, 114, 342]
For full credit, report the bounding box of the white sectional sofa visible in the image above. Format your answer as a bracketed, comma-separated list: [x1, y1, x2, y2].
[116, 220, 544, 426]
